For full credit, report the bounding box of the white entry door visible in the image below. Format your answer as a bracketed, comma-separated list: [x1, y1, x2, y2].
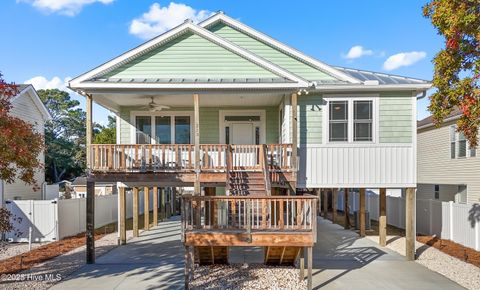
[231, 123, 254, 145]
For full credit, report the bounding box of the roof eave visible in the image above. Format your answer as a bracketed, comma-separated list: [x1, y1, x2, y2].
[312, 83, 432, 92]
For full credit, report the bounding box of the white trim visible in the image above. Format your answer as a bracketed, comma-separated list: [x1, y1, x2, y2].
[71, 81, 305, 90]
[312, 84, 432, 91]
[69, 22, 309, 90]
[200, 13, 361, 84]
[412, 91, 418, 184]
[115, 113, 121, 144]
[130, 110, 194, 144]
[13, 85, 52, 121]
[322, 94, 379, 145]
[218, 110, 266, 144]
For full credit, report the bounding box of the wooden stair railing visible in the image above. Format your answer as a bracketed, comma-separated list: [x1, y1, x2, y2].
[261, 144, 272, 196]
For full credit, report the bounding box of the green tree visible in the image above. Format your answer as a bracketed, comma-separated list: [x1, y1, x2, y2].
[423, 0, 480, 147]
[38, 89, 99, 183]
[94, 115, 116, 144]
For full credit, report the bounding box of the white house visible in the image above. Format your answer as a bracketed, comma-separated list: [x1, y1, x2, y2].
[417, 109, 479, 203]
[0, 84, 51, 203]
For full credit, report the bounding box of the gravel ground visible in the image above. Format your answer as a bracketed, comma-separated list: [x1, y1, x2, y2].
[0, 230, 134, 290]
[0, 242, 46, 261]
[366, 235, 480, 290]
[190, 264, 306, 290]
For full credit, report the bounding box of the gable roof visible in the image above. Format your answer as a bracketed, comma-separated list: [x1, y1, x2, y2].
[13, 85, 52, 121]
[69, 11, 431, 93]
[69, 20, 309, 90]
[417, 108, 462, 129]
[200, 12, 361, 84]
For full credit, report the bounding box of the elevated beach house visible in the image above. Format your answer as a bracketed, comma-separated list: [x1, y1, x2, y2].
[69, 12, 430, 288]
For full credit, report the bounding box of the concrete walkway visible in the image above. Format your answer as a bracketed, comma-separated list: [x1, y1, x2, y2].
[51, 217, 184, 290]
[51, 216, 465, 290]
[312, 218, 464, 290]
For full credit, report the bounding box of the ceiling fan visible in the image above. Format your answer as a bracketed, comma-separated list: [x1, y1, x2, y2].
[141, 97, 170, 112]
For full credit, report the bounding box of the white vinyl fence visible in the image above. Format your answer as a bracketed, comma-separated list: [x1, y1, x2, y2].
[335, 190, 480, 251]
[5, 192, 151, 242]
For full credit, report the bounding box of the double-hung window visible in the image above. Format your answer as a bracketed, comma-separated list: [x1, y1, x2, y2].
[329, 101, 348, 142]
[450, 125, 476, 159]
[328, 98, 375, 143]
[354, 101, 373, 141]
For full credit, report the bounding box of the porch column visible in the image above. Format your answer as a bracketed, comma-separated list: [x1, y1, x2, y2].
[153, 186, 158, 226]
[119, 187, 126, 245]
[86, 180, 95, 264]
[332, 188, 338, 223]
[379, 188, 387, 246]
[160, 187, 165, 221]
[193, 94, 201, 195]
[86, 94, 93, 169]
[315, 188, 321, 216]
[299, 248, 304, 281]
[323, 189, 328, 220]
[359, 188, 366, 237]
[133, 187, 139, 237]
[144, 186, 150, 231]
[344, 188, 350, 229]
[290, 93, 297, 195]
[406, 187, 416, 260]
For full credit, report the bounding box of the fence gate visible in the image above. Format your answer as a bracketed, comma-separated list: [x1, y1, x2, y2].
[5, 200, 58, 242]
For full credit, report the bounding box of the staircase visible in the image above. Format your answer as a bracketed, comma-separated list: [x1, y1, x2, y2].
[264, 246, 301, 265]
[227, 171, 268, 196]
[195, 246, 228, 265]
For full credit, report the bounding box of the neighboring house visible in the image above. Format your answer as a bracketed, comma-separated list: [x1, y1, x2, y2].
[0, 85, 52, 203]
[417, 109, 479, 204]
[69, 12, 430, 274]
[71, 177, 114, 198]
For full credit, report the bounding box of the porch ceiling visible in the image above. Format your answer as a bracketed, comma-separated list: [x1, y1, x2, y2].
[94, 91, 287, 112]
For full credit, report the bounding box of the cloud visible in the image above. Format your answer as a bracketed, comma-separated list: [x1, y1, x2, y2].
[129, 2, 213, 39]
[18, 0, 114, 16]
[383, 51, 426, 71]
[24, 76, 71, 91]
[343, 45, 374, 60]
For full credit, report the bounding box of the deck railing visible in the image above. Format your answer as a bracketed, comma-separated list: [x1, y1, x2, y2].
[181, 195, 317, 237]
[89, 143, 293, 172]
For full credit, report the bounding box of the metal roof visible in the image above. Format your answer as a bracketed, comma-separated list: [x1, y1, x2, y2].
[334, 66, 430, 85]
[90, 77, 295, 84]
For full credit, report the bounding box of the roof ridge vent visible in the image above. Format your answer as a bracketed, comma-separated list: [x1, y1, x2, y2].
[217, 10, 224, 14]
[364, 80, 379, 86]
[184, 18, 193, 23]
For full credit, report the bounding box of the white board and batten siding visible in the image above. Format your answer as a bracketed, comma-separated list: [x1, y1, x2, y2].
[281, 91, 417, 188]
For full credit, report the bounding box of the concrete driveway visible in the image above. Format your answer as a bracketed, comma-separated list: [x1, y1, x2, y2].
[311, 218, 464, 290]
[51, 216, 464, 290]
[51, 217, 184, 290]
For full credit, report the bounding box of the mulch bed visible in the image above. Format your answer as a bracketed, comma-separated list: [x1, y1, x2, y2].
[0, 224, 116, 275]
[324, 210, 480, 268]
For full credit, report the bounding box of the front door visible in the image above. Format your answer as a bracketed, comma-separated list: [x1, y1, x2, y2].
[231, 123, 254, 145]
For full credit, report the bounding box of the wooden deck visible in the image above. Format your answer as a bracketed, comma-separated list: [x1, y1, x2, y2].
[181, 195, 317, 247]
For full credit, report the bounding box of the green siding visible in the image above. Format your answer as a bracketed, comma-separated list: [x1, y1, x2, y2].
[379, 92, 413, 143]
[298, 94, 323, 144]
[104, 32, 278, 79]
[118, 106, 278, 144]
[208, 23, 337, 82]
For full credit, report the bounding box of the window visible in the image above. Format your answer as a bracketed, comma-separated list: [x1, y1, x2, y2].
[155, 116, 171, 144]
[458, 132, 467, 158]
[225, 126, 230, 144]
[174, 116, 190, 144]
[354, 101, 373, 141]
[136, 116, 151, 144]
[134, 113, 192, 144]
[255, 127, 260, 145]
[450, 125, 476, 159]
[450, 126, 456, 159]
[434, 185, 439, 200]
[329, 101, 348, 142]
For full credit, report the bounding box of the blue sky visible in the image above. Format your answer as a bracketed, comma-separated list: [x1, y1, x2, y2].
[1, 0, 442, 124]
